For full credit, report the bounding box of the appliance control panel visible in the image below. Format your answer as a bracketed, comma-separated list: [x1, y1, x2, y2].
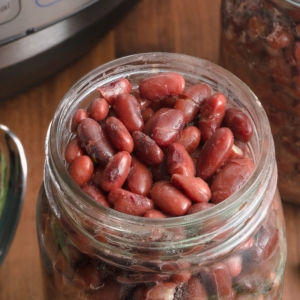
[0, 0, 99, 44]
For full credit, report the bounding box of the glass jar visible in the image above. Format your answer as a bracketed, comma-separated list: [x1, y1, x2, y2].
[36, 53, 287, 300]
[220, 0, 300, 204]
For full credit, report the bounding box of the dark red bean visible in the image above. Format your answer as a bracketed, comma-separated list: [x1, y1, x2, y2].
[73, 262, 102, 290]
[171, 174, 211, 203]
[81, 184, 110, 207]
[65, 136, 85, 164]
[71, 108, 88, 132]
[175, 126, 201, 153]
[126, 157, 153, 196]
[187, 202, 215, 215]
[100, 151, 132, 192]
[151, 109, 185, 147]
[143, 107, 170, 136]
[77, 118, 116, 165]
[143, 208, 166, 218]
[182, 83, 211, 106]
[87, 97, 109, 121]
[113, 94, 144, 133]
[110, 188, 154, 216]
[196, 128, 234, 180]
[210, 158, 254, 204]
[174, 98, 200, 123]
[68, 155, 94, 187]
[139, 72, 185, 100]
[132, 131, 164, 165]
[182, 276, 208, 300]
[167, 143, 195, 177]
[150, 159, 171, 182]
[105, 116, 134, 153]
[97, 78, 132, 105]
[222, 107, 253, 143]
[141, 107, 155, 123]
[198, 92, 227, 142]
[150, 181, 192, 216]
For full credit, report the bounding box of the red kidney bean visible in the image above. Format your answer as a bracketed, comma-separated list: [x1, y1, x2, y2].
[68, 155, 94, 187]
[187, 202, 215, 215]
[97, 78, 132, 105]
[182, 83, 212, 106]
[113, 94, 144, 133]
[151, 109, 185, 147]
[174, 98, 200, 123]
[170, 270, 192, 284]
[81, 184, 110, 207]
[71, 108, 88, 132]
[87, 97, 109, 122]
[143, 107, 170, 136]
[150, 181, 192, 216]
[132, 131, 164, 165]
[139, 72, 185, 100]
[141, 107, 155, 123]
[196, 127, 234, 180]
[167, 143, 195, 177]
[99, 151, 132, 192]
[210, 158, 254, 204]
[105, 116, 134, 153]
[126, 157, 153, 196]
[65, 136, 85, 165]
[198, 92, 227, 142]
[171, 174, 211, 203]
[77, 118, 116, 165]
[175, 126, 201, 153]
[182, 276, 208, 300]
[143, 208, 166, 218]
[222, 107, 253, 143]
[110, 188, 154, 216]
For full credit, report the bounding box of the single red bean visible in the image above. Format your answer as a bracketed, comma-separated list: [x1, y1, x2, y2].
[110, 188, 154, 216]
[167, 143, 195, 177]
[105, 116, 134, 153]
[113, 94, 144, 133]
[139, 72, 185, 100]
[151, 109, 185, 147]
[182, 276, 208, 300]
[174, 97, 200, 123]
[91, 165, 104, 187]
[222, 107, 254, 143]
[68, 155, 94, 187]
[71, 108, 88, 132]
[97, 78, 132, 105]
[100, 151, 132, 192]
[198, 92, 227, 142]
[210, 158, 254, 204]
[87, 97, 109, 122]
[171, 174, 211, 203]
[150, 181, 192, 216]
[187, 202, 215, 215]
[81, 184, 110, 207]
[143, 209, 166, 218]
[141, 107, 155, 123]
[77, 118, 116, 165]
[182, 83, 211, 106]
[132, 131, 164, 165]
[196, 128, 234, 180]
[126, 157, 153, 196]
[65, 136, 85, 165]
[143, 107, 170, 136]
[175, 126, 201, 153]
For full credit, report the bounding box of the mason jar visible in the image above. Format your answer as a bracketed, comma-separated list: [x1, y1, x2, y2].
[220, 0, 300, 204]
[36, 53, 287, 299]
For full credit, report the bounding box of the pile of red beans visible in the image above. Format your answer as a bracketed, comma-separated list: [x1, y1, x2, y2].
[65, 71, 254, 217]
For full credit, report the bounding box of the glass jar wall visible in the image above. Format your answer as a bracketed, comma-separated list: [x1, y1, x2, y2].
[36, 53, 287, 299]
[220, 0, 300, 204]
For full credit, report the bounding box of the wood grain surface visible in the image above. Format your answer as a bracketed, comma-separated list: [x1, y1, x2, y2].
[0, 0, 299, 299]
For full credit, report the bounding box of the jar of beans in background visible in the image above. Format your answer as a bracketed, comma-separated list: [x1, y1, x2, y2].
[36, 53, 287, 300]
[220, 0, 300, 204]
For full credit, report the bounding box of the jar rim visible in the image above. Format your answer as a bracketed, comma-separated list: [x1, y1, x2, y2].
[46, 52, 275, 253]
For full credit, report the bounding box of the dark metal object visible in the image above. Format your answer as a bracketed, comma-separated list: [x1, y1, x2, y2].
[0, 0, 139, 101]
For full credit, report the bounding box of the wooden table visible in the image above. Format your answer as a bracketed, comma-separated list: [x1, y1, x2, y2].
[0, 0, 299, 299]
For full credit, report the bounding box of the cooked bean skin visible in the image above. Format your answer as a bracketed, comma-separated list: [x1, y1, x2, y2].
[150, 181, 192, 216]
[175, 126, 201, 153]
[65, 137, 85, 165]
[182, 83, 211, 106]
[87, 97, 109, 121]
[139, 72, 185, 100]
[143, 107, 170, 136]
[71, 108, 88, 132]
[81, 184, 109, 207]
[196, 127, 234, 180]
[174, 98, 200, 123]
